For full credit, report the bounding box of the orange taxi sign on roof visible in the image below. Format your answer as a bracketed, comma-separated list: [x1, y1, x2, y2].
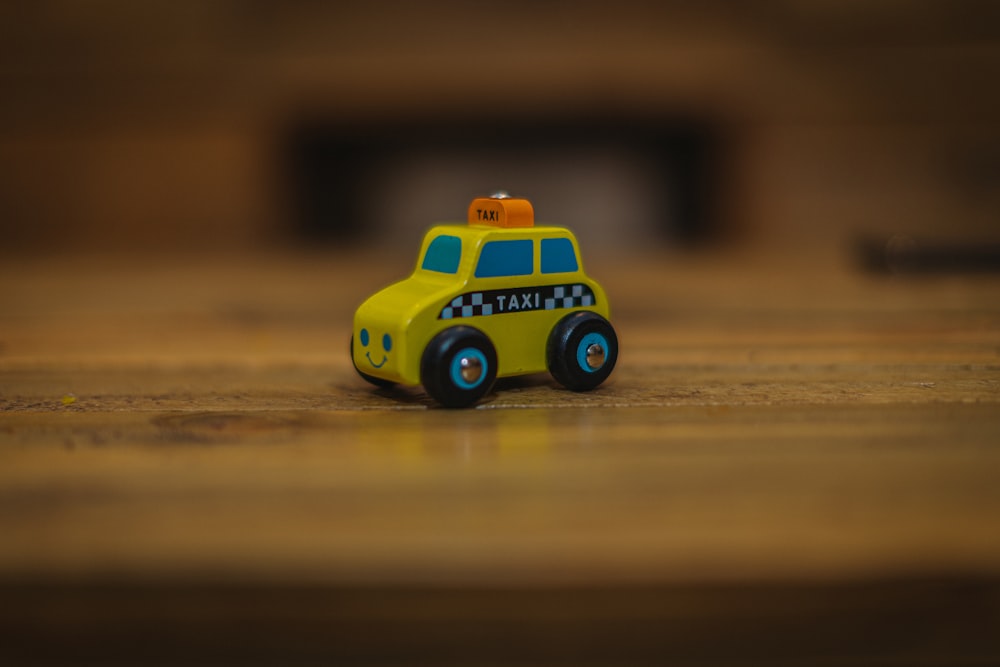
[468, 195, 534, 228]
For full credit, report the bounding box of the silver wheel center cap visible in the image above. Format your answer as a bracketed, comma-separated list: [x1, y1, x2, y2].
[585, 343, 605, 369]
[459, 356, 482, 384]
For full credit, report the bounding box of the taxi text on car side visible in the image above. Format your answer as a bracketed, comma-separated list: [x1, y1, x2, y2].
[352, 194, 618, 408]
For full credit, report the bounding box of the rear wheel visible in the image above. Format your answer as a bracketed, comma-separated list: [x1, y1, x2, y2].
[421, 327, 497, 408]
[547, 312, 618, 391]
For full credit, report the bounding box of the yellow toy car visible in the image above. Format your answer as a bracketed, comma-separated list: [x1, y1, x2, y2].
[352, 194, 618, 407]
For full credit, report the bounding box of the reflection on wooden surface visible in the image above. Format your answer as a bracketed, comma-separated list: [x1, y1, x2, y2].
[2, 251, 999, 664]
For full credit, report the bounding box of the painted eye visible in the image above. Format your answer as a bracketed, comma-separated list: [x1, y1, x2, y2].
[359, 328, 370, 346]
[382, 333, 393, 352]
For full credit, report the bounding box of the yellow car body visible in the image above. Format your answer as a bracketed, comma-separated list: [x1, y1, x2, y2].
[352, 195, 616, 406]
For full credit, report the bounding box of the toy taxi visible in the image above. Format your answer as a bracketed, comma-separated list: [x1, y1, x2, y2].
[351, 194, 618, 408]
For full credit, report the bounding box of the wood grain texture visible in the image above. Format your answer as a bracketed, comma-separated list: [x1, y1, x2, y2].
[2, 251, 999, 663]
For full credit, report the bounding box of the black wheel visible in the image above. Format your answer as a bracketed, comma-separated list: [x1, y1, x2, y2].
[547, 312, 618, 391]
[350, 336, 395, 388]
[420, 327, 498, 408]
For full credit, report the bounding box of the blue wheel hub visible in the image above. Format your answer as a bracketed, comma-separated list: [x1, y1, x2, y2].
[576, 332, 608, 373]
[450, 347, 488, 389]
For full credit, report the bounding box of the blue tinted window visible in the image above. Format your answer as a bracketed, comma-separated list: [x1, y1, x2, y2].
[421, 235, 461, 274]
[541, 238, 579, 273]
[475, 240, 533, 278]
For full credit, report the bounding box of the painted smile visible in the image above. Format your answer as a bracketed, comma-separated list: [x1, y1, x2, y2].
[366, 351, 387, 368]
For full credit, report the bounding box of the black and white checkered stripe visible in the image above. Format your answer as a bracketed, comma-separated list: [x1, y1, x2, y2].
[440, 291, 494, 319]
[439, 283, 596, 320]
[544, 284, 593, 311]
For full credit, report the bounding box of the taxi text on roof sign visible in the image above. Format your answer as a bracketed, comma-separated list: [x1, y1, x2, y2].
[467, 196, 534, 228]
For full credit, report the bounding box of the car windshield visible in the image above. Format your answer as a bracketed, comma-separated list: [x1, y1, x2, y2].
[421, 235, 462, 274]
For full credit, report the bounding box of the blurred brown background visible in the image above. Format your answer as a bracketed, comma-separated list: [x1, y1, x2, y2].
[3, 3, 1000, 665]
[2, 0, 997, 256]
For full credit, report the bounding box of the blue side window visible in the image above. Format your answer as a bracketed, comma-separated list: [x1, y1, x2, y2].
[541, 238, 579, 273]
[421, 235, 462, 274]
[475, 240, 533, 278]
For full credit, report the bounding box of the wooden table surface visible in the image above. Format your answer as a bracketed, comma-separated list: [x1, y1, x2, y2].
[2, 249, 999, 664]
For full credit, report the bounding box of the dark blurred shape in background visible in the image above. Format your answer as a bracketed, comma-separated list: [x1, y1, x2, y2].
[284, 116, 720, 248]
[0, 1, 998, 256]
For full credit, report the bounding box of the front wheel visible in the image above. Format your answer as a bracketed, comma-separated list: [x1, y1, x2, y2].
[421, 327, 498, 408]
[547, 312, 618, 391]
